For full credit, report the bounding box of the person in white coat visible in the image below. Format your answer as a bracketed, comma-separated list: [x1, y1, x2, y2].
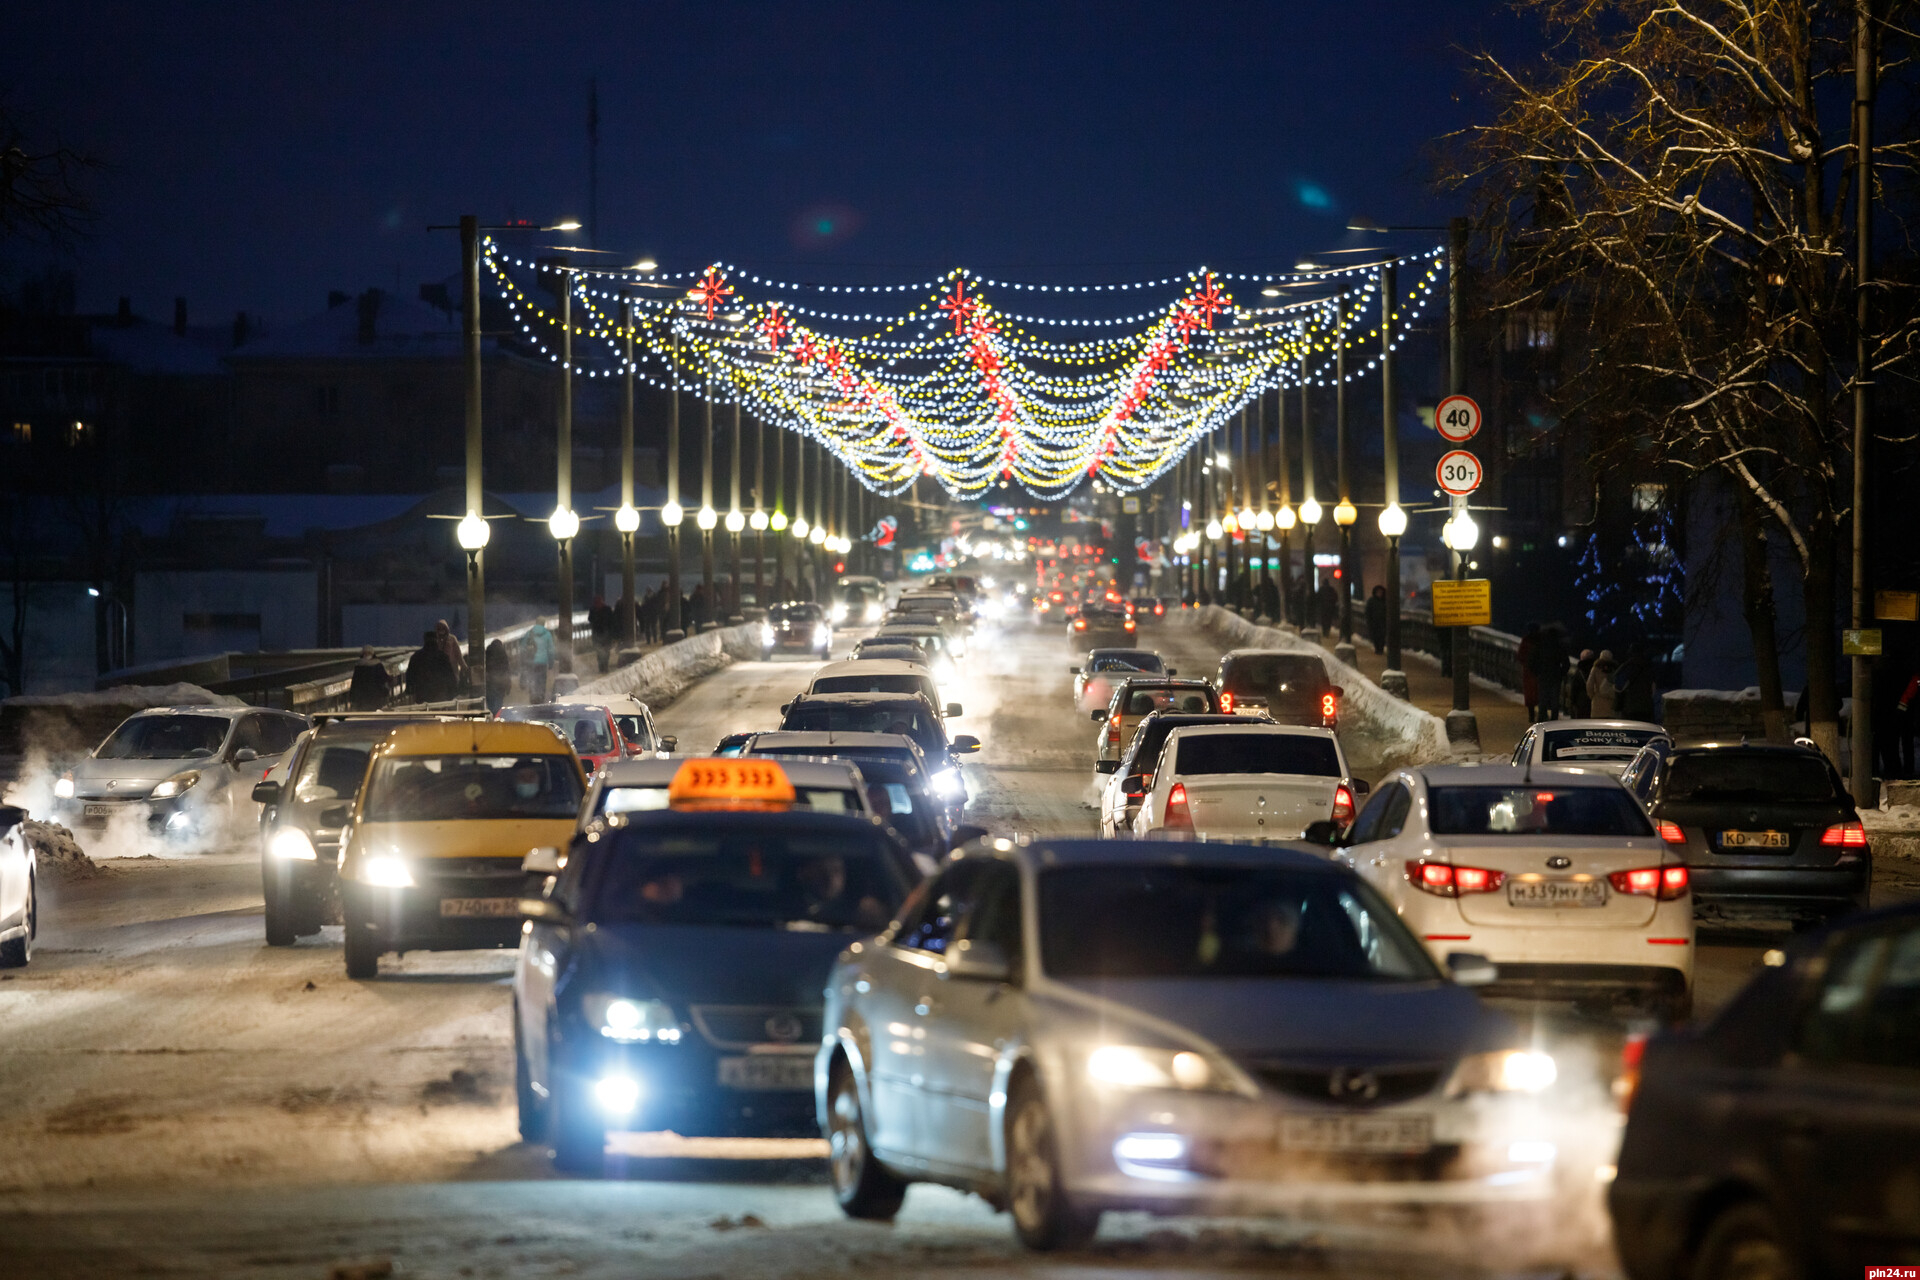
[1587, 650, 1619, 718]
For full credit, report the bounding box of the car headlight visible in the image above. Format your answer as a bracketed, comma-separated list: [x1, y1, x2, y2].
[359, 855, 413, 887]
[268, 828, 318, 861]
[831, 603, 848, 622]
[54, 775, 75, 799]
[1087, 1044, 1231, 1092]
[865, 602, 885, 622]
[1452, 1049, 1557, 1094]
[930, 767, 964, 798]
[761, 624, 776, 645]
[149, 769, 202, 800]
[583, 995, 683, 1044]
[813, 623, 830, 645]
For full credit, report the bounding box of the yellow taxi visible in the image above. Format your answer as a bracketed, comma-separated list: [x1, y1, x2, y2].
[339, 720, 586, 978]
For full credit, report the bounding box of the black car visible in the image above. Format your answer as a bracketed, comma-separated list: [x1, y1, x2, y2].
[1621, 742, 1871, 928]
[1214, 649, 1341, 728]
[777, 693, 980, 821]
[1610, 901, 1920, 1278]
[1097, 709, 1275, 833]
[1069, 605, 1135, 650]
[761, 602, 831, 659]
[512, 809, 917, 1170]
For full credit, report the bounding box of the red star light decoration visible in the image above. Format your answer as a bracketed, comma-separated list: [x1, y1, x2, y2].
[687, 266, 733, 322]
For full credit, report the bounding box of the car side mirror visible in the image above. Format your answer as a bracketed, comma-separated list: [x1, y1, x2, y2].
[945, 702, 963, 718]
[1068, 666, 1080, 675]
[1446, 952, 1499, 987]
[1301, 820, 1343, 847]
[0, 804, 26, 834]
[659, 736, 678, 753]
[950, 735, 981, 754]
[1090, 709, 1107, 722]
[1120, 774, 1147, 797]
[318, 803, 351, 829]
[948, 938, 1012, 983]
[523, 846, 565, 875]
[251, 780, 282, 805]
[518, 897, 576, 928]
[779, 701, 791, 715]
[1352, 778, 1371, 796]
[232, 747, 259, 764]
[1166, 668, 1176, 676]
[1096, 759, 1119, 775]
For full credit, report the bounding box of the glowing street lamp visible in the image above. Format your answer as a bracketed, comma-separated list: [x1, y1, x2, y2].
[660, 500, 684, 528]
[456, 509, 491, 552]
[725, 509, 746, 533]
[696, 505, 717, 531]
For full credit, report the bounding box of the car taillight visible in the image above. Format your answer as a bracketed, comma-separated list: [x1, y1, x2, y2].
[1406, 860, 1506, 897]
[1165, 782, 1194, 832]
[1331, 784, 1354, 824]
[1616, 1033, 1647, 1113]
[1107, 721, 1121, 746]
[1319, 692, 1337, 722]
[1218, 691, 1234, 714]
[1074, 618, 1086, 630]
[1124, 619, 1135, 631]
[1609, 865, 1690, 900]
[1656, 820, 1686, 844]
[1819, 820, 1868, 848]
[1153, 603, 1164, 616]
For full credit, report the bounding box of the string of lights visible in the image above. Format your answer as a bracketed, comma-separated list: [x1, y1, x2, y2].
[482, 242, 1444, 501]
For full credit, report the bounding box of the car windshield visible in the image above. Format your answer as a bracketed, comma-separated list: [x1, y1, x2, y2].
[1040, 865, 1435, 981]
[1541, 727, 1663, 761]
[1118, 687, 1216, 718]
[1175, 733, 1340, 777]
[600, 783, 857, 816]
[812, 674, 931, 698]
[96, 715, 230, 761]
[1664, 754, 1838, 803]
[294, 743, 373, 803]
[1220, 654, 1328, 695]
[878, 629, 945, 654]
[362, 754, 582, 821]
[1088, 652, 1163, 674]
[768, 604, 823, 624]
[582, 827, 905, 932]
[1428, 785, 1653, 837]
[499, 706, 614, 755]
[781, 702, 945, 756]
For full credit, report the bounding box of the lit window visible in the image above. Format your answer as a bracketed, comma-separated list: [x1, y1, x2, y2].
[1504, 310, 1557, 352]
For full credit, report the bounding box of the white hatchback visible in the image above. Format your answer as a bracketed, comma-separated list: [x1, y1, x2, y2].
[1328, 764, 1694, 1020]
[1508, 719, 1668, 779]
[1129, 724, 1360, 841]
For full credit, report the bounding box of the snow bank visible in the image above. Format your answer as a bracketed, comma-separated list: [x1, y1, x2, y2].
[20, 819, 100, 881]
[1190, 606, 1454, 772]
[572, 623, 762, 708]
[3, 683, 245, 710]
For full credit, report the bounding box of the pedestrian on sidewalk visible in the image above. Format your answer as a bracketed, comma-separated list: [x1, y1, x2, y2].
[1588, 650, 1620, 718]
[1366, 586, 1387, 654]
[1615, 642, 1656, 722]
[484, 638, 513, 713]
[1569, 649, 1596, 719]
[1316, 578, 1340, 635]
[1895, 669, 1919, 779]
[1517, 623, 1541, 721]
[406, 630, 456, 705]
[522, 621, 555, 703]
[434, 619, 469, 694]
[1532, 623, 1570, 722]
[348, 645, 392, 710]
[588, 595, 615, 673]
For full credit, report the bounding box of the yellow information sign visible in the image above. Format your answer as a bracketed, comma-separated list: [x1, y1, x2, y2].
[1432, 578, 1492, 628]
[1876, 590, 1918, 622]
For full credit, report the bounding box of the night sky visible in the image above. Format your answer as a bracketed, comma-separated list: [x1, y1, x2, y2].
[5, 1, 1525, 324]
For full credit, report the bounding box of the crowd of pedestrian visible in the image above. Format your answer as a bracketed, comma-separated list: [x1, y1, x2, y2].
[1515, 622, 1658, 724]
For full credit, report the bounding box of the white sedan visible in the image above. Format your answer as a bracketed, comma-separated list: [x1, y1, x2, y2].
[1129, 724, 1360, 841]
[1327, 764, 1693, 1020]
[0, 805, 35, 966]
[1508, 719, 1668, 779]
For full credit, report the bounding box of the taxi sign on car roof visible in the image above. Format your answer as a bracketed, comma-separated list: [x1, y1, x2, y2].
[666, 759, 797, 810]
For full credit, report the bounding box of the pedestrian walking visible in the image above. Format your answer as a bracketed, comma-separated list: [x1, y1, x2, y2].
[522, 620, 555, 703]
[588, 595, 615, 673]
[1365, 586, 1387, 654]
[406, 630, 456, 705]
[434, 619, 469, 694]
[1615, 642, 1656, 722]
[1569, 649, 1596, 719]
[1896, 670, 1919, 779]
[1587, 650, 1619, 718]
[1316, 578, 1340, 635]
[1517, 623, 1541, 721]
[1532, 623, 1570, 722]
[484, 638, 513, 714]
[348, 645, 392, 710]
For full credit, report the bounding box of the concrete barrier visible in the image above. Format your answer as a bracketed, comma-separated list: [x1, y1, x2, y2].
[571, 622, 763, 709]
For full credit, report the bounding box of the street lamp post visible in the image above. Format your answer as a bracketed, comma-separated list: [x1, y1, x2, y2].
[1276, 376, 1294, 628]
[1379, 259, 1408, 698]
[791, 432, 809, 600]
[1298, 355, 1324, 641]
[750, 411, 767, 612]
[617, 287, 639, 648]
[550, 257, 578, 673]
[662, 353, 685, 641]
[727, 402, 744, 622]
[1446, 216, 1479, 746]
[698, 394, 717, 629]
[771, 425, 789, 599]
[1334, 498, 1357, 662]
[1333, 291, 1356, 659]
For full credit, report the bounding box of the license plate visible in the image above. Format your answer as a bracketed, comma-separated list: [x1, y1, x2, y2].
[1719, 830, 1791, 849]
[717, 1055, 814, 1091]
[1507, 878, 1609, 908]
[1281, 1113, 1432, 1154]
[438, 897, 519, 917]
[83, 803, 121, 817]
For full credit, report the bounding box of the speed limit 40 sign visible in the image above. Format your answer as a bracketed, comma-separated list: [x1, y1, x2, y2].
[1435, 394, 1482, 443]
[1437, 449, 1483, 496]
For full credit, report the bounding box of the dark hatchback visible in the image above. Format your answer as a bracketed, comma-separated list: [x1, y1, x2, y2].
[1622, 743, 1871, 927]
[1610, 902, 1920, 1278]
[762, 602, 831, 659]
[1214, 650, 1340, 728]
[513, 809, 917, 1171]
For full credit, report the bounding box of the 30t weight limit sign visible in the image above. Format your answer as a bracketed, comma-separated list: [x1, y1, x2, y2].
[1437, 450, 1483, 497]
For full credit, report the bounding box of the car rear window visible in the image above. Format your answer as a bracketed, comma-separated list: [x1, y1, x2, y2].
[1175, 733, 1340, 777]
[780, 702, 944, 756]
[1088, 652, 1163, 674]
[1665, 754, 1837, 803]
[1541, 727, 1663, 762]
[812, 674, 931, 698]
[1116, 686, 1216, 717]
[1220, 654, 1328, 695]
[1427, 785, 1653, 837]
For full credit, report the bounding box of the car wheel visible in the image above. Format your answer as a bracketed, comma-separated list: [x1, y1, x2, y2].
[0, 873, 34, 968]
[263, 871, 298, 947]
[342, 911, 380, 979]
[1004, 1075, 1098, 1250]
[513, 1006, 547, 1143]
[548, 1074, 606, 1176]
[1690, 1202, 1798, 1280]
[827, 1057, 907, 1220]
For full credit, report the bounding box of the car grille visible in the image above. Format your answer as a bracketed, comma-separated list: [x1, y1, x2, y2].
[1248, 1063, 1447, 1108]
[690, 1005, 822, 1050]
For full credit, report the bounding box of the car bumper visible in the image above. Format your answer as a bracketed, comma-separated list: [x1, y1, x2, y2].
[1062, 1089, 1565, 1212]
[60, 795, 208, 838]
[1403, 904, 1695, 987]
[1689, 863, 1870, 918]
[342, 874, 533, 953]
[554, 1041, 818, 1138]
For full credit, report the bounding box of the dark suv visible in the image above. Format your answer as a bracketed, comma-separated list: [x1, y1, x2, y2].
[1621, 742, 1871, 928]
[777, 693, 980, 821]
[1214, 649, 1341, 728]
